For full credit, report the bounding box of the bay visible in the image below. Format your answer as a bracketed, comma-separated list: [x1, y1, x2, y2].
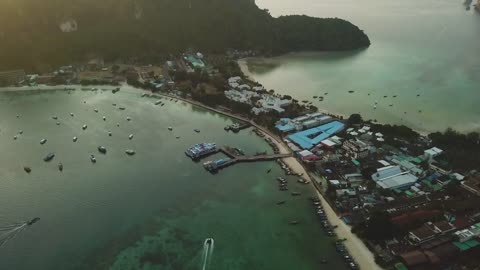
[247, 0, 480, 133]
[0, 87, 344, 270]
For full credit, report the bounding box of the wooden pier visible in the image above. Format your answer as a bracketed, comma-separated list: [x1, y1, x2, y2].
[202, 146, 292, 172]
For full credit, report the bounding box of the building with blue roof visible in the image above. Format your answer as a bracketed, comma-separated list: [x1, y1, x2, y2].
[287, 121, 345, 149]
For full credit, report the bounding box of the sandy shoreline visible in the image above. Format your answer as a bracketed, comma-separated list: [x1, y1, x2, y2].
[257, 129, 382, 270]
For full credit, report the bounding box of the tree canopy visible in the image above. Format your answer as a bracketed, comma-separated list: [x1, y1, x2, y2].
[0, 0, 370, 71]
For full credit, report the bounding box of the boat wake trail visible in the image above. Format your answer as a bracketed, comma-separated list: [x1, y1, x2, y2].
[0, 218, 40, 247]
[201, 238, 214, 270]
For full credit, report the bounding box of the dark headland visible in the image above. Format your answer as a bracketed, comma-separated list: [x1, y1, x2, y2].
[0, 0, 370, 70]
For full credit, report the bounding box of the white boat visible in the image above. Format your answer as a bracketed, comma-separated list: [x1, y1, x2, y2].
[13, 135, 17, 140]
[103, 116, 106, 121]
[108, 131, 112, 136]
[52, 116, 58, 120]
[126, 117, 131, 121]
[168, 127, 173, 131]
[94, 108, 98, 113]
[82, 124, 87, 130]
[90, 155, 96, 163]
[125, 149, 136, 156]
[129, 134, 133, 140]
[73, 136, 78, 142]
[40, 139, 47, 145]
[70, 113, 74, 117]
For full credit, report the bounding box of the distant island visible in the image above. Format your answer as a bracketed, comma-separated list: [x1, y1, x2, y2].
[0, 0, 370, 71]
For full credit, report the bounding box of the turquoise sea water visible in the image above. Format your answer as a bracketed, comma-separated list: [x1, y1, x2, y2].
[248, 0, 480, 133]
[0, 87, 345, 269]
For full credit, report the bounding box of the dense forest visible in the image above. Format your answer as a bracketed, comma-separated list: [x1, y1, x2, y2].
[0, 0, 370, 71]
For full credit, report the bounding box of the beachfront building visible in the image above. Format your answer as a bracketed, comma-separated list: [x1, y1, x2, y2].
[342, 139, 371, 159]
[0, 69, 26, 86]
[287, 121, 345, 150]
[224, 89, 259, 104]
[275, 112, 333, 133]
[184, 54, 205, 69]
[252, 95, 291, 115]
[371, 165, 418, 190]
[424, 147, 443, 163]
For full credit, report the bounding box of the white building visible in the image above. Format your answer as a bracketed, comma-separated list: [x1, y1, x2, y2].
[424, 147, 443, 162]
[372, 166, 418, 190]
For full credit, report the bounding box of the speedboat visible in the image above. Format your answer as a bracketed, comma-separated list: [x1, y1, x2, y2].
[205, 238, 214, 246]
[98, 146, 107, 154]
[24, 167, 32, 173]
[43, 152, 55, 162]
[58, 163, 63, 172]
[27, 217, 40, 226]
[90, 155, 96, 163]
[40, 139, 47, 145]
[73, 136, 78, 142]
[125, 149, 136, 156]
[82, 124, 87, 130]
[129, 134, 133, 140]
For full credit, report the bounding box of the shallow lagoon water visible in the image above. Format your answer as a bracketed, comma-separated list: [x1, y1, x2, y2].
[0, 87, 346, 270]
[248, 0, 480, 133]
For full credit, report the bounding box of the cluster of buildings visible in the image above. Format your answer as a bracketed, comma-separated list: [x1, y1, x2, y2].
[278, 117, 480, 269]
[224, 76, 292, 115]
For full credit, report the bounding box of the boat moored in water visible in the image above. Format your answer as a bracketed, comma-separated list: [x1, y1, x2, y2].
[43, 152, 55, 162]
[125, 149, 136, 156]
[98, 146, 107, 154]
[168, 127, 173, 131]
[129, 134, 133, 140]
[24, 166, 32, 173]
[27, 217, 40, 226]
[73, 136, 78, 142]
[82, 124, 87, 130]
[90, 155, 96, 163]
[58, 163, 63, 171]
[40, 139, 47, 145]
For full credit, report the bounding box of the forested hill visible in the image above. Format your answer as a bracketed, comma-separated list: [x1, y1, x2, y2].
[0, 0, 370, 70]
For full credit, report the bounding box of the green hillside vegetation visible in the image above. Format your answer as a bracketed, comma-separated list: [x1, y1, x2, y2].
[0, 0, 370, 70]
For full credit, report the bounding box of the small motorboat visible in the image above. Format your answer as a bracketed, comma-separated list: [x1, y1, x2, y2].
[126, 117, 131, 121]
[73, 136, 78, 142]
[289, 220, 299, 225]
[103, 116, 106, 121]
[24, 166, 32, 173]
[417, 94, 421, 97]
[276, 201, 286, 205]
[90, 155, 96, 163]
[56, 122, 60, 125]
[40, 139, 47, 145]
[58, 163, 63, 172]
[168, 127, 173, 131]
[176, 136, 180, 139]
[52, 116, 58, 120]
[125, 149, 136, 156]
[119, 107, 126, 110]
[129, 134, 133, 140]
[94, 108, 98, 113]
[383, 95, 388, 98]
[82, 124, 87, 130]
[27, 217, 40, 226]
[108, 131, 112, 137]
[98, 146, 107, 154]
[321, 259, 328, 264]
[267, 168, 272, 173]
[141, 93, 147, 97]
[155, 100, 162, 105]
[348, 90, 354, 93]
[43, 152, 55, 162]
[393, 95, 397, 98]
[161, 103, 165, 106]
[112, 103, 117, 106]
[194, 129, 200, 133]
[19, 130, 23, 134]
[70, 113, 74, 117]
[291, 192, 301, 196]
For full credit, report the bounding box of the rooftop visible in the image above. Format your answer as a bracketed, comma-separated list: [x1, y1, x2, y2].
[288, 121, 345, 149]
